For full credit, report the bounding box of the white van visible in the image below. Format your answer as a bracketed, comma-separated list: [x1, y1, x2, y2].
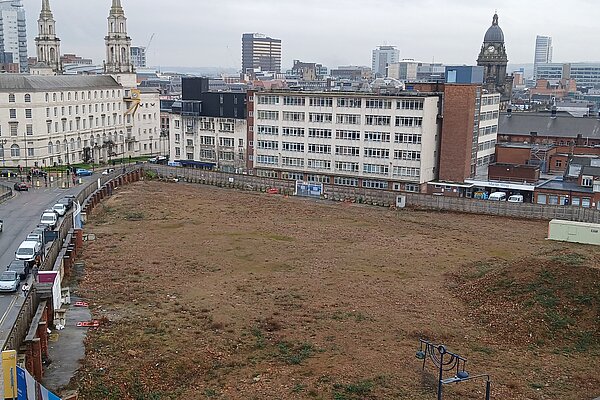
[40, 210, 58, 229]
[15, 240, 41, 263]
[488, 192, 507, 201]
[508, 194, 524, 203]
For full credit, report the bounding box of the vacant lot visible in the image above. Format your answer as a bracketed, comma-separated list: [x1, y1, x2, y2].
[69, 180, 600, 400]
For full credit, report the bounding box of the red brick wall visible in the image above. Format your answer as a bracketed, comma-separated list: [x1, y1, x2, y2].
[495, 146, 531, 164]
[438, 85, 478, 182]
[488, 164, 540, 182]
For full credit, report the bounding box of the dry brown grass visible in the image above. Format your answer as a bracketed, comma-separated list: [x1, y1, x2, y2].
[68, 180, 600, 400]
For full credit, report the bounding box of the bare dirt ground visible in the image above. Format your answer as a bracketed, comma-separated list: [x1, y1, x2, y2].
[66, 180, 600, 400]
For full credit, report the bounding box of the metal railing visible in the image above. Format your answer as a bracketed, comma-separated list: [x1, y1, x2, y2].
[2, 167, 141, 352]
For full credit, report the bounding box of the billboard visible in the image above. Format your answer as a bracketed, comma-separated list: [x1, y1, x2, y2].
[294, 181, 323, 198]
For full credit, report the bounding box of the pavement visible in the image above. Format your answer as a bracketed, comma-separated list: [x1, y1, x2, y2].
[41, 294, 91, 392]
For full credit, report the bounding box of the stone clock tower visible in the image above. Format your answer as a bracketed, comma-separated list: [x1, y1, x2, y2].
[477, 13, 513, 102]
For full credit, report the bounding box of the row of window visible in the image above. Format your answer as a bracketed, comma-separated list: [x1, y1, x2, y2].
[479, 124, 498, 137]
[254, 170, 420, 191]
[254, 156, 421, 178]
[257, 95, 425, 110]
[480, 95, 501, 106]
[477, 139, 497, 152]
[256, 141, 422, 160]
[257, 126, 423, 144]
[480, 110, 500, 121]
[6, 90, 124, 104]
[196, 150, 243, 161]
[257, 111, 424, 127]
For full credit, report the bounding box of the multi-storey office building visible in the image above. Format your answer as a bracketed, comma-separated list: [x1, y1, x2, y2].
[0, 0, 27, 73]
[0, 75, 159, 168]
[242, 33, 282, 73]
[372, 45, 399, 78]
[165, 77, 247, 173]
[533, 35, 552, 80]
[252, 91, 442, 192]
[536, 63, 600, 88]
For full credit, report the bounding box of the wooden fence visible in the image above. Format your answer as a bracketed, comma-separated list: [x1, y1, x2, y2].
[146, 165, 600, 223]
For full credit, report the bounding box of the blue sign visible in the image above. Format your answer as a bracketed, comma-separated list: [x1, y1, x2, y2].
[16, 366, 27, 400]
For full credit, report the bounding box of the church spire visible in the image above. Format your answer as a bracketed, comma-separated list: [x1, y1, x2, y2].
[104, 0, 134, 74]
[35, 0, 62, 74]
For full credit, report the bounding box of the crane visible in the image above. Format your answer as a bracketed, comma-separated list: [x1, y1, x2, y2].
[146, 33, 155, 53]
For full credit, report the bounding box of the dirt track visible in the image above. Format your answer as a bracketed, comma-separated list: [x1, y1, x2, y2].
[69, 180, 600, 400]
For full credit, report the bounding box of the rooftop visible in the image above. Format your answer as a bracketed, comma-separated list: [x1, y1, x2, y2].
[0, 74, 120, 91]
[537, 178, 593, 193]
[499, 112, 600, 139]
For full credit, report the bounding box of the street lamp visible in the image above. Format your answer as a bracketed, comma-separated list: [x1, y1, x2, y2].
[0, 139, 7, 167]
[416, 339, 491, 400]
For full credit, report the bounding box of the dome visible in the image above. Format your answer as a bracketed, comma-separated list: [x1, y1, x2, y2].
[483, 13, 504, 43]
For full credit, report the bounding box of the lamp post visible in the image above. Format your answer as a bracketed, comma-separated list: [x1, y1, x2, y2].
[415, 339, 491, 400]
[1, 139, 6, 167]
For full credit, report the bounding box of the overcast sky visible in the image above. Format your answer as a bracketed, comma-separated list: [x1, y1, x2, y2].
[22, 0, 600, 70]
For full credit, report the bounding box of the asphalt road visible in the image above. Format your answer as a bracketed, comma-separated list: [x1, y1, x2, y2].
[0, 176, 91, 345]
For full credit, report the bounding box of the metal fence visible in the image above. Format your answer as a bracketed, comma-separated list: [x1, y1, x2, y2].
[0, 183, 12, 203]
[146, 165, 600, 224]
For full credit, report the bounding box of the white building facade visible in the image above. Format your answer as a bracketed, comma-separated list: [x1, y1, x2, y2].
[0, 75, 159, 168]
[252, 91, 441, 192]
[167, 112, 247, 173]
[477, 93, 501, 169]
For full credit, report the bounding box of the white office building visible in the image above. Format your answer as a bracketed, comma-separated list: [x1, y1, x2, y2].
[252, 91, 441, 192]
[0, 0, 28, 72]
[372, 46, 399, 78]
[533, 35, 552, 80]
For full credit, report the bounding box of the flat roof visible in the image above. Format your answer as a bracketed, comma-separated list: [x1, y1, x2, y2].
[536, 179, 593, 193]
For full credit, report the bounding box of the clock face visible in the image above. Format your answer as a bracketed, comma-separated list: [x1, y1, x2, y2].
[487, 45, 496, 53]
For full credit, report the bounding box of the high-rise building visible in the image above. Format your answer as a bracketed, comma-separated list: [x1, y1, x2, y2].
[0, 0, 28, 73]
[35, 0, 62, 74]
[241, 33, 282, 73]
[131, 46, 146, 68]
[533, 35, 552, 80]
[371, 45, 399, 78]
[104, 0, 134, 74]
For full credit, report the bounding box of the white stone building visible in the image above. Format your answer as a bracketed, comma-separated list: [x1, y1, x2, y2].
[252, 91, 442, 192]
[0, 75, 158, 168]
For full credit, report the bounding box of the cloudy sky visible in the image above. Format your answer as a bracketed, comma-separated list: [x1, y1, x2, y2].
[22, 0, 600, 70]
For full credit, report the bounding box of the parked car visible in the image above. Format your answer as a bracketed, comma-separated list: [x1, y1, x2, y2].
[15, 240, 41, 263]
[40, 210, 58, 230]
[52, 203, 67, 216]
[58, 195, 75, 210]
[488, 192, 507, 201]
[13, 182, 28, 191]
[0, 271, 20, 292]
[0, 169, 16, 178]
[508, 194, 524, 203]
[7, 259, 29, 280]
[26, 232, 43, 244]
[101, 168, 115, 175]
[75, 168, 93, 177]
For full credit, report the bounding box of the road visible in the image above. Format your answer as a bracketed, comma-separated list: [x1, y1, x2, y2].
[0, 176, 92, 345]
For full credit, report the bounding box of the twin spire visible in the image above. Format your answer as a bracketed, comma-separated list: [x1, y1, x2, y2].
[34, 0, 134, 75]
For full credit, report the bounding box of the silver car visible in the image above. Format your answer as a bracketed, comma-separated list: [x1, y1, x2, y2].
[0, 271, 19, 292]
